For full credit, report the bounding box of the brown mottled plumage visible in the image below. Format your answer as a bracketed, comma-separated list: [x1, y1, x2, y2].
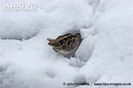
[47, 33, 82, 58]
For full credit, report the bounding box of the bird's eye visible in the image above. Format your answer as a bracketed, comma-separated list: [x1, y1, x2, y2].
[52, 42, 59, 47]
[59, 40, 64, 45]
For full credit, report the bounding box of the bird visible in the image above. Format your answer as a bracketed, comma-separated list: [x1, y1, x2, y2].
[47, 32, 82, 58]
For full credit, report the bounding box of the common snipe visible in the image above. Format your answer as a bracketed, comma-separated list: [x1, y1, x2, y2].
[47, 32, 82, 58]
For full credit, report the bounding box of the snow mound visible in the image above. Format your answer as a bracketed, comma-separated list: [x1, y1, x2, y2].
[0, 12, 43, 40]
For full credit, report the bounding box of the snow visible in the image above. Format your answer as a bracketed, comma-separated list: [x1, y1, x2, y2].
[0, 0, 133, 88]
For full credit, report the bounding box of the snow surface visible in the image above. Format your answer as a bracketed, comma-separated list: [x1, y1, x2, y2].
[0, 0, 133, 88]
